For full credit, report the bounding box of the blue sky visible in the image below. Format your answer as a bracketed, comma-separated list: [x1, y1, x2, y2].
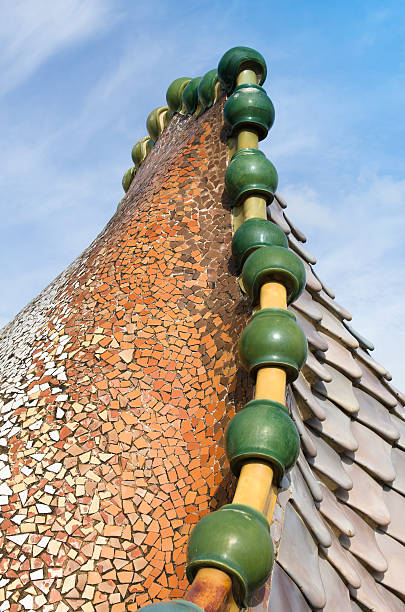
[1, 0, 404, 382]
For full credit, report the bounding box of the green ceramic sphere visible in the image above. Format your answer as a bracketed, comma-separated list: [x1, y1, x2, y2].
[187, 504, 273, 606]
[242, 245, 306, 305]
[239, 308, 308, 382]
[131, 136, 154, 167]
[122, 167, 136, 193]
[146, 107, 169, 142]
[182, 77, 202, 114]
[166, 77, 192, 113]
[225, 148, 278, 206]
[232, 218, 287, 269]
[198, 69, 219, 113]
[226, 399, 300, 484]
[218, 46, 267, 92]
[224, 84, 275, 140]
[139, 602, 203, 612]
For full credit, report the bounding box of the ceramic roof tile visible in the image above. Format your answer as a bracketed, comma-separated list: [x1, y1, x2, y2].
[283, 213, 307, 243]
[380, 381, 405, 418]
[303, 261, 322, 292]
[346, 551, 392, 612]
[304, 350, 333, 382]
[339, 505, 388, 573]
[306, 394, 359, 452]
[316, 304, 359, 349]
[336, 460, 391, 526]
[290, 466, 332, 547]
[288, 233, 316, 265]
[355, 347, 391, 380]
[312, 272, 336, 299]
[307, 430, 353, 490]
[318, 483, 355, 537]
[350, 600, 363, 611]
[389, 448, 405, 496]
[320, 531, 361, 589]
[297, 450, 323, 502]
[293, 373, 326, 421]
[313, 365, 360, 414]
[277, 504, 326, 609]
[290, 401, 317, 457]
[294, 291, 323, 322]
[342, 322, 375, 351]
[267, 563, 311, 612]
[389, 414, 405, 449]
[290, 308, 329, 352]
[375, 584, 405, 612]
[346, 420, 396, 483]
[355, 360, 397, 408]
[374, 531, 405, 597]
[353, 387, 399, 443]
[316, 332, 363, 379]
[381, 486, 405, 544]
[267, 200, 291, 234]
[314, 290, 352, 321]
[318, 556, 353, 612]
[274, 192, 287, 209]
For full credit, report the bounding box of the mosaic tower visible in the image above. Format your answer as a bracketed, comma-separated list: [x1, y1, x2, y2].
[0, 47, 404, 612]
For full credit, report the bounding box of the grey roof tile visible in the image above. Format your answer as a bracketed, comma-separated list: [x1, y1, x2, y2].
[339, 504, 388, 573]
[274, 192, 287, 209]
[381, 486, 405, 545]
[374, 531, 405, 598]
[355, 347, 391, 380]
[343, 322, 375, 351]
[350, 601, 363, 612]
[336, 460, 391, 526]
[353, 387, 399, 443]
[288, 233, 316, 265]
[320, 530, 361, 589]
[277, 504, 326, 609]
[381, 381, 405, 406]
[306, 394, 359, 452]
[307, 430, 353, 490]
[290, 466, 332, 547]
[303, 261, 322, 292]
[268, 199, 291, 234]
[294, 291, 323, 322]
[318, 556, 353, 612]
[297, 450, 323, 502]
[355, 360, 397, 409]
[293, 373, 326, 421]
[267, 563, 311, 612]
[313, 365, 360, 414]
[375, 583, 405, 612]
[290, 401, 317, 457]
[316, 332, 363, 379]
[290, 308, 329, 352]
[389, 414, 405, 450]
[316, 304, 359, 348]
[347, 551, 393, 612]
[389, 448, 405, 496]
[283, 212, 307, 242]
[318, 483, 355, 537]
[314, 290, 352, 321]
[304, 350, 333, 382]
[346, 420, 396, 483]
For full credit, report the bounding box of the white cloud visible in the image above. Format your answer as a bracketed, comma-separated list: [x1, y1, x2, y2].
[0, 0, 115, 96]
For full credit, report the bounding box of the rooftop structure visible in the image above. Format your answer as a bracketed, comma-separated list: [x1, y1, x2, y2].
[0, 46, 404, 612]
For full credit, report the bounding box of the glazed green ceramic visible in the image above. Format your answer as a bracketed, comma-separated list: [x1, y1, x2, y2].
[187, 504, 273, 606]
[225, 148, 278, 206]
[232, 218, 287, 269]
[239, 308, 308, 382]
[122, 166, 136, 193]
[146, 106, 169, 142]
[166, 77, 192, 113]
[224, 84, 275, 140]
[218, 46, 267, 92]
[140, 601, 204, 612]
[242, 245, 306, 305]
[182, 77, 202, 114]
[198, 69, 219, 113]
[226, 399, 300, 484]
[131, 136, 154, 167]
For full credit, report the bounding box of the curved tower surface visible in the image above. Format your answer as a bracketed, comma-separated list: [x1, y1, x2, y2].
[1, 47, 404, 612]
